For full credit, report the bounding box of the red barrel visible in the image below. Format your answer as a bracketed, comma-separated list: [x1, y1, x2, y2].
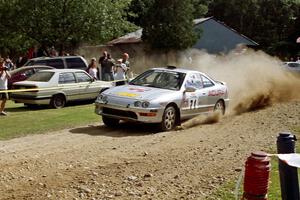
[242, 151, 271, 200]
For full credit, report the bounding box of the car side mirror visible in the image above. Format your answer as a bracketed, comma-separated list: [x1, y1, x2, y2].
[184, 87, 196, 93]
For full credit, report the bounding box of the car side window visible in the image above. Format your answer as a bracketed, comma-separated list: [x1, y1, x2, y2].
[75, 72, 92, 82]
[32, 60, 47, 66]
[185, 73, 203, 89]
[46, 59, 64, 69]
[59, 72, 76, 84]
[23, 69, 35, 76]
[66, 58, 86, 69]
[201, 75, 214, 88]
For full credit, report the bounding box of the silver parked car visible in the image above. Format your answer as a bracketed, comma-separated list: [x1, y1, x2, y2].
[10, 69, 112, 108]
[283, 62, 300, 73]
[95, 67, 229, 131]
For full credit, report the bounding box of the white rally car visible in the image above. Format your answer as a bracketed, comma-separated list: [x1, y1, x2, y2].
[95, 66, 229, 131]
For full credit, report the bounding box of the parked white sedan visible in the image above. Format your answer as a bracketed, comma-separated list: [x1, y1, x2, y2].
[10, 69, 112, 108]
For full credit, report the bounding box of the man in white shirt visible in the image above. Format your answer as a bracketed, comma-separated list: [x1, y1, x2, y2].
[0, 58, 11, 116]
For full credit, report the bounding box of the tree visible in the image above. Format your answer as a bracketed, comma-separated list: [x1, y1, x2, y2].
[0, 0, 137, 56]
[141, 0, 200, 51]
[208, 0, 298, 55]
[191, 0, 210, 19]
[127, 0, 154, 26]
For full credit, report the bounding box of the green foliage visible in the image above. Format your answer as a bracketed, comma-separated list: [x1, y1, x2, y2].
[208, 0, 300, 56]
[0, 0, 137, 55]
[127, 0, 154, 26]
[141, 0, 201, 51]
[191, 0, 210, 18]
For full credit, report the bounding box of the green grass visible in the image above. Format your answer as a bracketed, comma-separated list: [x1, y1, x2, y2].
[208, 128, 300, 200]
[0, 100, 100, 140]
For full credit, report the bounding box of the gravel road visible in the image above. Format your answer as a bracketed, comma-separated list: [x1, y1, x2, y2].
[0, 100, 299, 200]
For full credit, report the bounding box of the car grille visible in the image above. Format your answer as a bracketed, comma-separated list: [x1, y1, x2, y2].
[103, 107, 138, 119]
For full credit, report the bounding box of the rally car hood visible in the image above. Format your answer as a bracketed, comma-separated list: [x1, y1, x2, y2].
[104, 84, 177, 100]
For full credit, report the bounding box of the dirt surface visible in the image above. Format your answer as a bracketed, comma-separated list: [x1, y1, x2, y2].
[0, 100, 299, 200]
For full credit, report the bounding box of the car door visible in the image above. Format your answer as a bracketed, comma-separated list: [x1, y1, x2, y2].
[58, 72, 81, 101]
[74, 71, 98, 99]
[181, 73, 210, 117]
[201, 75, 219, 109]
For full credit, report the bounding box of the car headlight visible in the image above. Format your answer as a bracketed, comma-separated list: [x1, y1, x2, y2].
[142, 101, 150, 108]
[134, 101, 150, 108]
[97, 94, 108, 103]
[134, 101, 142, 107]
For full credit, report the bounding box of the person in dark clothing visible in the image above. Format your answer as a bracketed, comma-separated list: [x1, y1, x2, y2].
[98, 51, 107, 80]
[101, 54, 115, 81]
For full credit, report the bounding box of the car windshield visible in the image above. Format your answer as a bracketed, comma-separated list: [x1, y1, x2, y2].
[27, 71, 54, 82]
[129, 70, 186, 90]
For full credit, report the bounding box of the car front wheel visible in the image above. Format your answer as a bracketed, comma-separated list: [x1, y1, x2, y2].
[102, 116, 120, 127]
[160, 106, 177, 131]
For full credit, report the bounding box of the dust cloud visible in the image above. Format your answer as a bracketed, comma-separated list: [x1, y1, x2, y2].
[178, 49, 300, 115]
[133, 48, 300, 127]
[178, 111, 221, 130]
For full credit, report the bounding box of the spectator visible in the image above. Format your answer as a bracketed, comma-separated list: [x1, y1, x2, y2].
[4, 57, 15, 71]
[101, 53, 114, 81]
[114, 59, 127, 86]
[88, 58, 98, 80]
[98, 51, 107, 80]
[0, 58, 11, 116]
[122, 52, 130, 69]
[49, 46, 58, 57]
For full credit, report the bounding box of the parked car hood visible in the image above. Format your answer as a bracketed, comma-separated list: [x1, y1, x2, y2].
[104, 85, 178, 100]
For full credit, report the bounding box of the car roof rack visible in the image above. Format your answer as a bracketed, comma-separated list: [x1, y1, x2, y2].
[166, 65, 177, 69]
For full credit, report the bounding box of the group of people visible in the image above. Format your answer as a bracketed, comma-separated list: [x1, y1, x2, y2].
[87, 51, 130, 85]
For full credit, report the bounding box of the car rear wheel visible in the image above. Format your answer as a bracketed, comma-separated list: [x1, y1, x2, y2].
[214, 100, 225, 115]
[102, 116, 120, 127]
[50, 94, 66, 109]
[160, 106, 177, 131]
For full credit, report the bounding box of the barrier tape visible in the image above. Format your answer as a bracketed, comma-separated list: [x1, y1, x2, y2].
[0, 78, 130, 94]
[268, 153, 300, 168]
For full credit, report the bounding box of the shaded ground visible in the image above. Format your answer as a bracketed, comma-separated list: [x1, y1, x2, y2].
[0, 101, 299, 200]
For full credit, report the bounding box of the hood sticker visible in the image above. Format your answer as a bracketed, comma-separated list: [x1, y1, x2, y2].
[116, 92, 139, 97]
[129, 88, 151, 92]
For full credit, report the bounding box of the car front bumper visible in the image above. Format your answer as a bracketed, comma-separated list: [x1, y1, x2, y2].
[95, 102, 164, 123]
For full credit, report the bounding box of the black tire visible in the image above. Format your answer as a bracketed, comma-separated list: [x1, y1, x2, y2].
[50, 94, 66, 109]
[214, 100, 225, 115]
[160, 106, 177, 131]
[102, 116, 120, 127]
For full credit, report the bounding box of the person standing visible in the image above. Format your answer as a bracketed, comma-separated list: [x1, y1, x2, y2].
[122, 53, 130, 69]
[98, 51, 107, 80]
[0, 58, 11, 116]
[101, 54, 115, 81]
[4, 57, 15, 71]
[114, 59, 127, 86]
[88, 58, 98, 80]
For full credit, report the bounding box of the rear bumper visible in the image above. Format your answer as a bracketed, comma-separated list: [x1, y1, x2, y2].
[10, 94, 51, 105]
[95, 102, 164, 123]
